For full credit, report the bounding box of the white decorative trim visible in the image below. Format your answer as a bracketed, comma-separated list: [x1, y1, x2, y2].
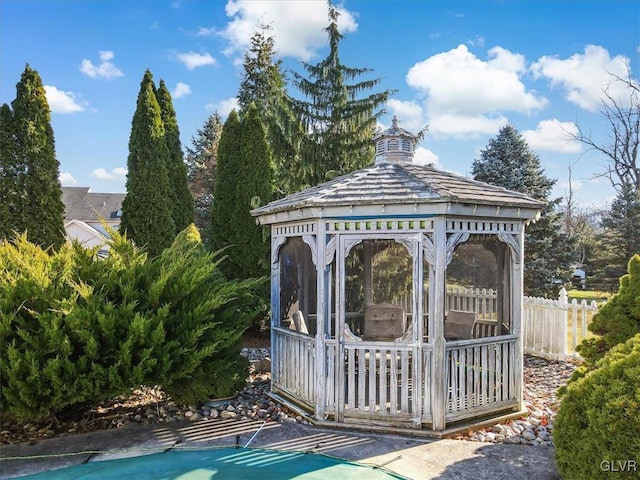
[422, 234, 435, 265]
[395, 238, 416, 255]
[343, 324, 362, 342]
[301, 235, 318, 266]
[273, 222, 316, 237]
[272, 236, 287, 264]
[445, 232, 470, 266]
[498, 233, 521, 267]
[343, 238, 364, 257]
[325, 236, 337, 266]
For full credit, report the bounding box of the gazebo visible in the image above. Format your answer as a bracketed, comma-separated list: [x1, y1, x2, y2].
[251, 118, 544, 433]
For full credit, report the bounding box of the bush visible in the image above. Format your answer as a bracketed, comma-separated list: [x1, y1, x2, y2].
[554, 334, 640, 480]
[0, 225, 263, 420]
[575, 254, 640, 370]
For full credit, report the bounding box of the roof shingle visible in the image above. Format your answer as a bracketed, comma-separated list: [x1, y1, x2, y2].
[61, 187, 125, 222]
[252, 161, 545, 216]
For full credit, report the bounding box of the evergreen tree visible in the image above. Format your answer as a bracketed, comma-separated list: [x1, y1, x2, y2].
[120, 70, 175, 257]
[10, 65, 65, 249]
[472, 124, 575, 297]
[156, 80, 194, 234]
[234, 103, 272, 279]
[0, 104, 19, 240]
[238, 25, 300, 197]
[185, 112, 223, 239]
[291, 1, 394, 187]
[597, 183, 640, 285]
[209, 110, 242, 271]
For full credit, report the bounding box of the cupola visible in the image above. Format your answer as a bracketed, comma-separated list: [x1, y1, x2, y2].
[373, 116, 417, 164]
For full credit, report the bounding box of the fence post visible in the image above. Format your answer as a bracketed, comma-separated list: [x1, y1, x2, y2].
[558, 287, 568, 361]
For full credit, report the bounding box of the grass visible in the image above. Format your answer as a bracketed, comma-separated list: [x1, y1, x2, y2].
[567, 289, 612, 304]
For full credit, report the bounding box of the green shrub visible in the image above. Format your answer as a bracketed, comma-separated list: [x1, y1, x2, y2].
[575, 254, 640, 370]
[554, 334, 640, 480]
[0, 225, 263, 420]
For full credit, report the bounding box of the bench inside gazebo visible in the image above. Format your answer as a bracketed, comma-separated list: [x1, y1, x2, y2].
[251, 117, 544, 434]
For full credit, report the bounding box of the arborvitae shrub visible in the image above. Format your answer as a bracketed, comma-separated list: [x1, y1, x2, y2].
[554, 334, 640, 480]
[0, 226, 263, 420]
[574, 254, 640, 374]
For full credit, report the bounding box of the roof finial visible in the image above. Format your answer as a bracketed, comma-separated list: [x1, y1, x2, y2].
[392, 115, 398, 129]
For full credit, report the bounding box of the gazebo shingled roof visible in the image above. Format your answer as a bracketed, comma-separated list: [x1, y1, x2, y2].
[252, 162, 545, 216]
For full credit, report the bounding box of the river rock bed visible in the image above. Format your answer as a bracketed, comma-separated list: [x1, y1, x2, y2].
[0, 350, 577, 446]
[452, 355, 578, 445]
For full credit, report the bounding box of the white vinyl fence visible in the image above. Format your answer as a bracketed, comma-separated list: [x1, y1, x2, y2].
[392, 286, 600, 361]
[522, 288, 599, 360]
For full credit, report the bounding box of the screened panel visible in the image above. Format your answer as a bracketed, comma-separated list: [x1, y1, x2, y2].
[279, 237, 317, 336]
[445, 238, 509, 339]
[344, 239, 413, 340]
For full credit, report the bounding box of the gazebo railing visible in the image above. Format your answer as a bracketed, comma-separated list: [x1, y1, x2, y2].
[444, 335, 519, 422]
[272, 327, 316, 407]
[341, 342, 415, 420]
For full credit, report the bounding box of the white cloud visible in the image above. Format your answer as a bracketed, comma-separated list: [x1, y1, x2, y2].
[59, 172, 78, 186]
[531, 45, 632, 111]
[428, 113, 508, 138]
[197, 26, 216, 37]
[522, 119, 582, 153]
[467, 35, 485, 48]
[413, 146, 441, 168]
[91, 167, 127, 181]
[406, 44, 547, 137]
[386, 99, 427, 134]
[172, 82, 191, 99]
[561, 178, 583, 192]
[220, 0, 357, 61]
[175, 51, 216, 70]
[44, 85, 84, 114]
[80, 50, 124, 79]
[206, 97, 239, 117]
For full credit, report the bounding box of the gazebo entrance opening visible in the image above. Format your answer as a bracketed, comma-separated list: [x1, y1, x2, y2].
[344, 239, 414, 340]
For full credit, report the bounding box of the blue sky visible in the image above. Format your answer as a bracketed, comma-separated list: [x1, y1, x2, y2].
[1, 0, 638, 208]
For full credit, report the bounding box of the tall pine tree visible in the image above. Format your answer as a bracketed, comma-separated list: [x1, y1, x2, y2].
[185, 112, 223, 239]
[209, 110, 242, 271]
[234, 103, 272, 279]
[120, 70, 175, 257]
[472, 124, 575, 297]
[0, 104, 18, 240]
[291, 1, 394, 187]
[156, 80, 194, 234]
[238, 25, 300, 197]
[10, 65, 65, 249]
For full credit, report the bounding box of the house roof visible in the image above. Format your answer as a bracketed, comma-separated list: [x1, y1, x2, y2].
[61, 187, 126, 222]
[251, 161, 546, 218]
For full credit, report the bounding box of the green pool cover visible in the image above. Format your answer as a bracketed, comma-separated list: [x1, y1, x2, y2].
[19, 447, 408, 479]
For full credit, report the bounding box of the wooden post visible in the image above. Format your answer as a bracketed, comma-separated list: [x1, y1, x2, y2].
[336, 235, 346, 422]
[413, 234, 423, 428]
[512, 228, 525, 412]
[431, 216, 447, 431]
[315, 221, 327, 420]
[270, 229, 281, 385]
[558, 287, 568, 361]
